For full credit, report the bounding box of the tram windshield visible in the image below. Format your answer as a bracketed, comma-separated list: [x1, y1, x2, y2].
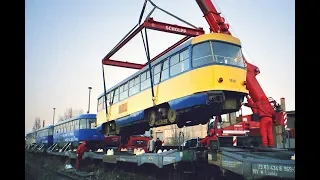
[192, 41, 245, 68]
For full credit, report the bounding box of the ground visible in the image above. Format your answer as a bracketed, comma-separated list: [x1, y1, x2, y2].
[25, 152, 158, 180]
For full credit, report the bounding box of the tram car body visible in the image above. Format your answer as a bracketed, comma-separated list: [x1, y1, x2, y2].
[97, 33, 248, 135]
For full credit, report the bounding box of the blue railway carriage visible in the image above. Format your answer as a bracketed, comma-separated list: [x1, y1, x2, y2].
[35, 125, 54, 148]
[53, 114, 104, 150]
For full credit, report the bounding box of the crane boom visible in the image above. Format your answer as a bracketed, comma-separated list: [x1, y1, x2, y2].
[195, 0, 287, 127]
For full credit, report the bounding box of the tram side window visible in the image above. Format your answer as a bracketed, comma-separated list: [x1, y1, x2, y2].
[153, 63, 161, 84]
[107, 93, 111, 105]
[63, 123, 66, 133]
[129, 76, 140, 96]
[113, 88, 119, 104]
[170, 49, 190, 77]
[67, 122, 70, 132]
[192, 41, 214, 67]
[154, 60, 169, 84]
[80, 119, 87, 129]
[140, 71, 151, 90]
[49, 128, 53, 136]
[102, 95, 106, 109]
[161, 60, 169, 82]
[97, 97, 103, 111]
[71, 121, 75, 131]
[59, 125, 61, 133]
[74, 120, 79, 130]
[119, 83, 129, 101]
[88, 118, 96, 129]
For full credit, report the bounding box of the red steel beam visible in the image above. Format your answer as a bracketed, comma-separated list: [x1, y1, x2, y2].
[102, 36, 191, 69]
[102, 59, 144, 69]
[102, 18, 204, 69]
[144, 18, 204, 37]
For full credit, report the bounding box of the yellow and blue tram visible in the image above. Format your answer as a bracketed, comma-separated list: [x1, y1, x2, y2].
[96, 33, 248, 135]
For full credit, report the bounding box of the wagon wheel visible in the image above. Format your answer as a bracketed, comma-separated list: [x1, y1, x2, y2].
[167, 108, 178, 124]
[115, 125, 121, 135]
[177, 120, 185, 128]
[200, 118, 209, 125]
[110, 122, 116, 130]
[148, 111, 156, 127]
[104, 123, 110, 136]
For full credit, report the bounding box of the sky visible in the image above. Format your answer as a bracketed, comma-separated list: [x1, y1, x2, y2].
[25, 0, 295, 134]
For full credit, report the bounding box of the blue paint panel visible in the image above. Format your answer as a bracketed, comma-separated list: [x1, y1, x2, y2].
[96, 125, 103, 132]
[77, 129, 104, 141]
[168, 92, 208, 110]
[36, 135, 53, 146]
[109, 93, 207, 127]
[53, 129, 104, 143]
[115, 110, 145, 126]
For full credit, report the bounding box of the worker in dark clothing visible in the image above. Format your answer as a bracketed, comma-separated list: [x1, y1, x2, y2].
[76, 141, 89, 170]
[155, 138, 162, 152]
[243, 98, 275, 147]
[200, 128, 218, 147]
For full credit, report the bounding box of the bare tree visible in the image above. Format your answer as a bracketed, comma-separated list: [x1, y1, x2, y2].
[58, 108, 84, 122]
[167, 124, 190, 146]
[32, 117, 41, 131]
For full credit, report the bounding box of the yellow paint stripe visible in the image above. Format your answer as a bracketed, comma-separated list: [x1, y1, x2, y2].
[191, 33, 241, 46]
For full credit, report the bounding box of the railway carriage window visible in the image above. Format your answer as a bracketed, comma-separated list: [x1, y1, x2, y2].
[140, 71, 150, 90]
[86, 119, 90, 129]
[120, 83, 129, 100]
[113, 88, 119, 104]
[161, 60, 169, 81]
[129, 79, 135, 88]
[107, 93, 111, 105]
[135, 76, 140, 85]
[153, 63, 162, 84]
[102, 96, 106, 109]
[89, 119, 96, 129]
[170, 49, 190, 76]
[129, 76, 140, 96]
[141, 72, 146, 81]
[49, 129, 53, 136]
[180, 49, 190, 71]
[192, 41, 214, 67]
[80, 119, 87, 129]
[74, 120, 79, 130]
[98, 97, 103, 111]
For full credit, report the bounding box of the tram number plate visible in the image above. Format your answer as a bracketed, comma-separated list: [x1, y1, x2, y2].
[223, 99, 237, 109]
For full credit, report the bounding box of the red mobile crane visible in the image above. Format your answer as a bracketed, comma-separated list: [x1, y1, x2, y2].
[101, 0, 287, 147]
[195, 0, 288, 147]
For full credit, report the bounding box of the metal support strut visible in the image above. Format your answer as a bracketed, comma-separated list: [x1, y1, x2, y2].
[141, 28, 155, 105]
[101, 0, 204, 70]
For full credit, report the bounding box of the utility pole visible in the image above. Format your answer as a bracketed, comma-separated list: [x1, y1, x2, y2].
[87, 87, 92, 113]
[52, 108, 56, 125]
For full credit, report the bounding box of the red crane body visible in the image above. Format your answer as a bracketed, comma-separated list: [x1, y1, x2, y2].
[195, 0, 287, 147]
